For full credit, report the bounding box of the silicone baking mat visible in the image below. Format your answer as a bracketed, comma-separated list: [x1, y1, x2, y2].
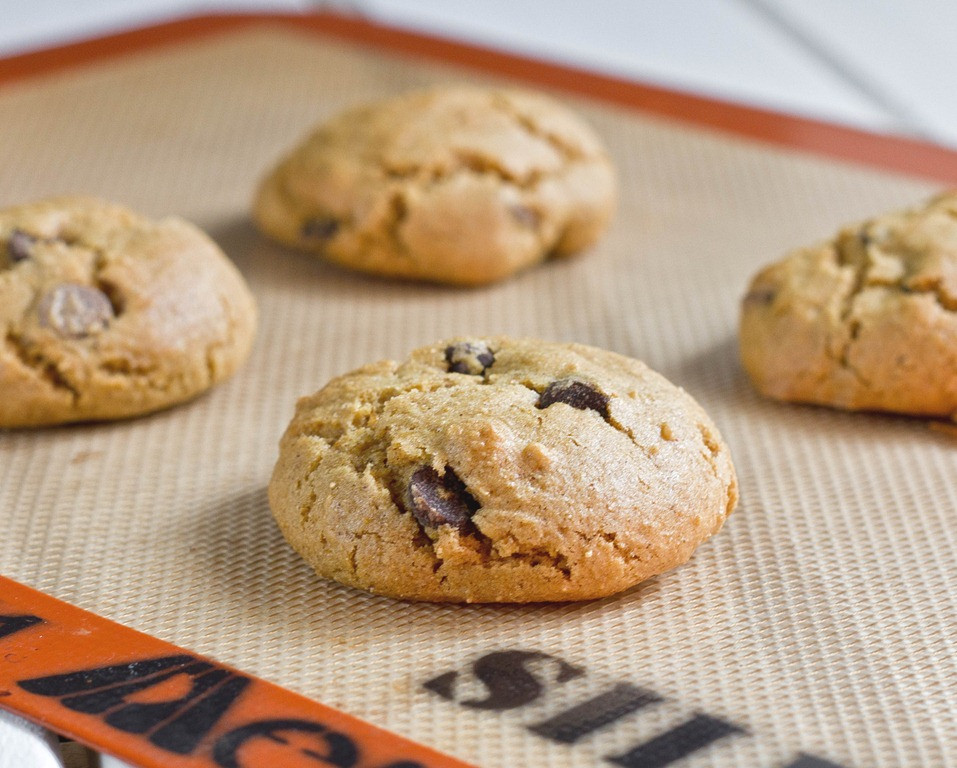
[1, 14, 954, 768]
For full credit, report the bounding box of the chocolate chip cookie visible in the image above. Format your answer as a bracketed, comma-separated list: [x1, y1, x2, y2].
[740, 192, 957, 418]
[0, 196, 257, 427]
[253, 86, 617, 286]
[269, 337, 737, 602]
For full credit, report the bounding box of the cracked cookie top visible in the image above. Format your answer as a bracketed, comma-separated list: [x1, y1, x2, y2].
[253, 85, 618, 286]
[269, 337, 737, 602]
[740, 192, 957, 419]
[0, 196, 257, 427]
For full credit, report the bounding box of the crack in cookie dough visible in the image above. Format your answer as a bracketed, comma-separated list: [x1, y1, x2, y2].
[489, 93, 590, 164]
[4, 331, 80, 402]
[384, 147, 543, 190]
[906, 275, 957, 312]
[529, 376, 660, 472]
[501, 548, 572, 579]
[269, 337, 737, 602]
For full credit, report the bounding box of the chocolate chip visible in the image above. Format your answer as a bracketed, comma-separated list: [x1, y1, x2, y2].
[445, 341, 494, 375]
[537, 378, 610, 418]
[509, 204, 541, 228]
[7, 230, 35, 262]
[407, 466, 478, 529]
[857, 223, 893, 249]
[301, 216, 340, 241]
[743, 286, 776, 306]
[37, 283, 114, 339]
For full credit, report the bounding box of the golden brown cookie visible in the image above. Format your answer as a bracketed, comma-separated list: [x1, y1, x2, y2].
[253, 86, 617, 285]
[0, 196, 257, 427]
[740, 192, 957, 418]
[269, 337, 737, 603]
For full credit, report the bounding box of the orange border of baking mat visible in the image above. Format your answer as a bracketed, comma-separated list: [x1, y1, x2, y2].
[0, 575, 474, 768]
[1, 11, 957, 184]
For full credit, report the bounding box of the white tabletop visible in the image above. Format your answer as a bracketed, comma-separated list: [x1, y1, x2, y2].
[1, 0, 955, 149]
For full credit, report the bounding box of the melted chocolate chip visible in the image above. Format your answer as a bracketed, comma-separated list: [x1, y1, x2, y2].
[37, 283, 114, 339]
[445, 341, 494, 375]
[537, 378, 610, 418]
[407, 466, 479, 529]
[509, 204, 541, 228]
[743, 286, 776, 307]
[301, 216, 340, 241]
[7, 230, 36, 262]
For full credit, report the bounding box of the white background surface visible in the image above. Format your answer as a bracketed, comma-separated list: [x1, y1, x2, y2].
[0, 709, 62, 768]
[1, 0, 955, 148]
[0, 2, 953, 765]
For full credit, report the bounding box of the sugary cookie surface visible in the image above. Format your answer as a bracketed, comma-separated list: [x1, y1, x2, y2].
[740, 192, 957, 418]
[253, 86, 617, 285]
[0, 196, 257, 427]
[269, 337, 737, 602]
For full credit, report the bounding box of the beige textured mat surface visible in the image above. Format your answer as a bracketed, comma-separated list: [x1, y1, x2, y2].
[1, 25, 954, 767]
